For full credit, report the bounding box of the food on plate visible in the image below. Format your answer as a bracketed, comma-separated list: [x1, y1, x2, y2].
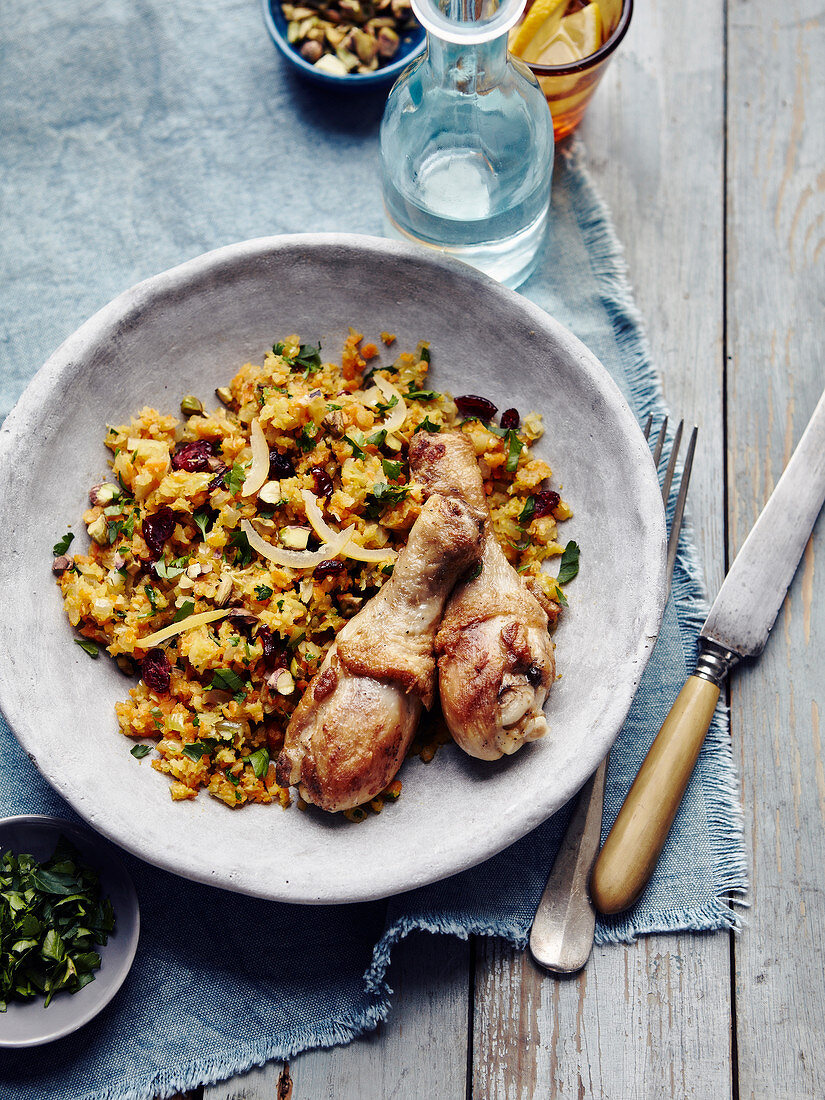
[276, 469, 483, 811]
[0, 838, 115, 1010]
[281, 0, 418, 76]
[410, 432, 558, 759]
[53, 329, 574, 813]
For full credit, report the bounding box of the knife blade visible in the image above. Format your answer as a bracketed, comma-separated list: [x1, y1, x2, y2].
[590, 386, 825, 915]
[701, 387, 825, 658]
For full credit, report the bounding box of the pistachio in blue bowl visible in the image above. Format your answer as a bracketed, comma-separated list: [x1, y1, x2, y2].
[262, 0, 425, 87]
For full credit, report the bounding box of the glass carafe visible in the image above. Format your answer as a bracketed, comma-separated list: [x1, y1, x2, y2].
[379, 0, 554, 288]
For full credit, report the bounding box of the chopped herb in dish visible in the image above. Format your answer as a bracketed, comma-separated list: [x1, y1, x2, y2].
[0, 838, 114, 1010]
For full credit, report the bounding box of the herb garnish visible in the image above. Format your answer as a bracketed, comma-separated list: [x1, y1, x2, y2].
[181, 739, 218, 762]
[170, 600, 195, 624]
[74, 639, 99, 658]
[381, 459, 403, 481]
[293, 342, 322, 378]
[519, 497, 536, 526]
[254, 585, 273, 601]
[130, 744, 152, 759]
[155, 556, 188, 580]
[0, 838, 114, 1010]
[193, 511, 211, 539]
[505, 429, 524, 473]
[53, 532, 74, 556]
[364, 482, 412, 518]
[556, 541, 580, 585]
[413, 416, 441, 434]
[228, 528, 253, 568]
[226, 464, 246, 495]
[243, 747, 270, 779]
[208, 668, 247, 701]
[406, 387, 439, 400]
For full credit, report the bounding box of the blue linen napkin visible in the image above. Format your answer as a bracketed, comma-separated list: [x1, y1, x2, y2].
[0, 1, 746, 1096]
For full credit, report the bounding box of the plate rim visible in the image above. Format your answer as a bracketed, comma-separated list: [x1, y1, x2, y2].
[0, 232, 667, 904]
[0, 814, 140, 1048]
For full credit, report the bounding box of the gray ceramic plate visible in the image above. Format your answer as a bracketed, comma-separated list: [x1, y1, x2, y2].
[0, 233, 666, 904]
[0, 815, 140, 1048]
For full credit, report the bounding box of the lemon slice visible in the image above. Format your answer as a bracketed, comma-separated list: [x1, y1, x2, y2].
[510, 0, 569, 57]
[532, 3, 603, 66]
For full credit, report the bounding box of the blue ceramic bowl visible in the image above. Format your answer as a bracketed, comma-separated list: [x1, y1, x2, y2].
[262, 0, 426, 88]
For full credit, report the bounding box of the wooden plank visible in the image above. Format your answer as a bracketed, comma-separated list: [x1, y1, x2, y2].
[203, 931, 470, 1099]
[471, 0, 735, 1090]
[474, 937, 732, 1097]
[727, 0, 825, 1092]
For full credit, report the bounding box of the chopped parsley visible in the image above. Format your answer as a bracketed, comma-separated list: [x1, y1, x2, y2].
[170, 600, 195, 624]
[382, 459, 403, 481]
[254, 584, 273, 601]
[414, 416, 441, 434]
[298, 424, 318, 453]
[228, 528, 253, 568]
[181, 739, 217, 762]
[154, 556, 188, 580]
[53, 532, 74, 556]
[130, 744, 152, 759]
[0, 838, 115, 1010]
[193, 511, 211, 539]
[366, 428, 387, 448]
[208, 668, 247, 701]
[406, 387, 439, 400]
[226, 464, 246, 495]
[74, 639, 99, 658]
[243, 747, 270, 780]
[144, 585, 158, 613]
[556, 541, 580, 586]
[519, 497, 536, 526]
[365, 482, 412, 518]
[505, 429, 524, 473]
[293, 342, 322, 378]
[345, 433, 368, 459]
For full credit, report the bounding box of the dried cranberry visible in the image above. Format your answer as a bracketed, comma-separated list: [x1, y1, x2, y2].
[207, 463, 229, 492]
[257, 626, 286, 671]
[171, 440, 214, 472]
[314, 559, 345, 578]
[525, 664, 543, 687]
[533, 490, 561, 518]
[455, 394, 498, 421]
[500, 408, 520, 430]
[142, 649, 171, 694]
[269, 450, 296, 479]
[142, 506, 176, 559]
[311, 466, 333, 498]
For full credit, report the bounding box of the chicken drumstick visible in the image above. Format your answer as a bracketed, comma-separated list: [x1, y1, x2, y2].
[275, 485, 483, 812]
[409, 432, 557, 761]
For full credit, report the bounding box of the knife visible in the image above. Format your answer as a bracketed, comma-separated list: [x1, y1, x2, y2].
[590, 386, 825, 915]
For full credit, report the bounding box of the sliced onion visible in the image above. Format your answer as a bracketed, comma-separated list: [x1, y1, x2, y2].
[373, 377, 407, 437]
[241, 518, 354, 569]
[139, 609, 230, 649]
[242, 418, 269, 497]
[301, 489, 397, 564]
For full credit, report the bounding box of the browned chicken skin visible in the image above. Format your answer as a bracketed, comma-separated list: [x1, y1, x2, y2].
[409, 432, 556, 761]
[276, 486, 484, 811]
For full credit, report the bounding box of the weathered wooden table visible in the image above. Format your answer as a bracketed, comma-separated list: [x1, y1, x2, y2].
[170, 0, 824, 1093]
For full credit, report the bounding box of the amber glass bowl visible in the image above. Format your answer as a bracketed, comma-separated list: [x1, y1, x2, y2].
[516, 0, 633, 140]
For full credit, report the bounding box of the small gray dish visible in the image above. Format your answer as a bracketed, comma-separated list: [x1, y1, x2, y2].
[0, 815, 140, 1049]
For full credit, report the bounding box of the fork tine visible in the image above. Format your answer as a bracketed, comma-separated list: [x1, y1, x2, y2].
[643, 413, 653, 441]
[660, 419, 684, 505]
[652, 417, 668, 467]
[665, 425, 698, 585]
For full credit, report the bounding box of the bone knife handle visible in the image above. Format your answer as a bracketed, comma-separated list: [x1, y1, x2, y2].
[589, 674, 720, 915]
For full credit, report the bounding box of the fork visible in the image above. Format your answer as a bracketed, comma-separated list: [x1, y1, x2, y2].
[528, 416, 698, 975]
